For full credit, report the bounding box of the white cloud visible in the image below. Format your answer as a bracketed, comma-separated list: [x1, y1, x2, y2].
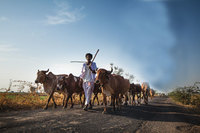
[46, 2, 85, 25]
[0, 44, 19, 52]
[0, 16, 8, 22]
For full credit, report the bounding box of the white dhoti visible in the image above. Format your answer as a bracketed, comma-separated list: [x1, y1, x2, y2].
[83, 81, 94, 105]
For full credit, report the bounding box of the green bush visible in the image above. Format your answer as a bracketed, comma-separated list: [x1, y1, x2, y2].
[168, 84, 200, 107]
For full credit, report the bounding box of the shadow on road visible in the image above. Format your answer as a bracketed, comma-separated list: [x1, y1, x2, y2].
[91, 97, 200, 126]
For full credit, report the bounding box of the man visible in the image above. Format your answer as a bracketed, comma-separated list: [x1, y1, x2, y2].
[80, 53, 97, 111]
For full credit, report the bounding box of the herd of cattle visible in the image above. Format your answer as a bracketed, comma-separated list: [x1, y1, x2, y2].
[35, 68, 155, 113]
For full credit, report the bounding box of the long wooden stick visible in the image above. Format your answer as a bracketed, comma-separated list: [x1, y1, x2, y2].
[70, 61, 85, 63]
[70, 49, 99, 63]
[92, 49, 99, 62]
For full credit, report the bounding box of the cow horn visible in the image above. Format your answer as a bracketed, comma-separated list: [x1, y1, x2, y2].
[45, 69, 49, 73]
[107, 67, 113, 74]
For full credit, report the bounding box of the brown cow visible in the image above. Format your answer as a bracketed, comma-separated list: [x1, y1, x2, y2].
[141, 82, 150, 104]
[95, 68, 130, 113]
[129, 83, 142, 105]
[35, 69, 68, 109]
[149, 88, 155, 99]
[57, 73, 85, 108]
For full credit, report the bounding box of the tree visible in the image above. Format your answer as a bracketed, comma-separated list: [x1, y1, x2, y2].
[110, 63, 135, 83]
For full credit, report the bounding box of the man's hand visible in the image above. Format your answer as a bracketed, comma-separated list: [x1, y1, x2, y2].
[89, 63, 96, 74]
[89, 62, 92, 67]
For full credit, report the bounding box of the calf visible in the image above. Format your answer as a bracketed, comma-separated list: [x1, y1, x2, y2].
[57, 73, 84, 108]
[129, 83, 142, 105]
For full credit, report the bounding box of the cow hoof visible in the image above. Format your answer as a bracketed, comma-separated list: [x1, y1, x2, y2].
[70, 106, 73, 109]
[124, 103, 128, 106]
[111, 109, 115, 112]
[102, 111, 106, 114]
[43, 107, 48, 110]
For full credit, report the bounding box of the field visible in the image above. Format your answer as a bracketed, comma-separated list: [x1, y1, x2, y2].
[0, 92, 100, 111]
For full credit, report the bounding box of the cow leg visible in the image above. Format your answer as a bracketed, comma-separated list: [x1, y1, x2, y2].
[44, 90, 54, 110]
[64, 95, 70, 109]
[92, 94, 96, 105]
[102, 93, 107, 114]
[94, 94, 98, 105]
[128, 92, 131, 105]
[96, 94, 100, 105]
[111, 95, 115, 111]
[82, 94, 85, 108]
[116, 94, 121, 110]
[109, 96, 113, 106]
[52, 95, 57, 108]
[62, 94, 66, 107]
[133, 94, 136, 106]
[138, 93, 141, 105]
[124, 94, 128, 106]
[146, 94, 149, 104]
[79, 93, 83, 107]
[144, 92, 148, 105]
[70, 96, 74, 108]
[130, 94, 133, 106]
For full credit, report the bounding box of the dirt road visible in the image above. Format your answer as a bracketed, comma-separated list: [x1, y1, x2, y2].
[0, 97, 200, 133]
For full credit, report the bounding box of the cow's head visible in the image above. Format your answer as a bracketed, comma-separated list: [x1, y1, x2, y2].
[35, 69, 49, 84]
[95, 68, 113, 85]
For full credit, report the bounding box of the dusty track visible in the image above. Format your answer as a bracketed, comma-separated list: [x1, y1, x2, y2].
[0, 97, 200, 133]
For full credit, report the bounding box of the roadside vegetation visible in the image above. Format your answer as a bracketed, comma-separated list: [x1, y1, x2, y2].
[0, 92, 89, 112]
[168, 82, 200, 110]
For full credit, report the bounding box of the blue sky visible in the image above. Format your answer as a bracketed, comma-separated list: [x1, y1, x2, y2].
[0, 0, 199, 92]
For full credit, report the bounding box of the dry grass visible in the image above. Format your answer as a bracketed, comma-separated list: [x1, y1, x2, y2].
[170, 97, 200, 114]
[0, 92, 104, 112]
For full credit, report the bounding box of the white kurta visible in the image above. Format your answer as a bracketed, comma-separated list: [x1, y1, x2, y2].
[80, 62, 97, 105]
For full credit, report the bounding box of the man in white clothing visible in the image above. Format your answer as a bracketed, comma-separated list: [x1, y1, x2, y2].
[80, 53, 97, 111]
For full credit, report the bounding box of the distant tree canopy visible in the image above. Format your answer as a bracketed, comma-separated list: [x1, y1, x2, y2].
[4, 80, 42, 93]
[110, 63, 135, 83]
